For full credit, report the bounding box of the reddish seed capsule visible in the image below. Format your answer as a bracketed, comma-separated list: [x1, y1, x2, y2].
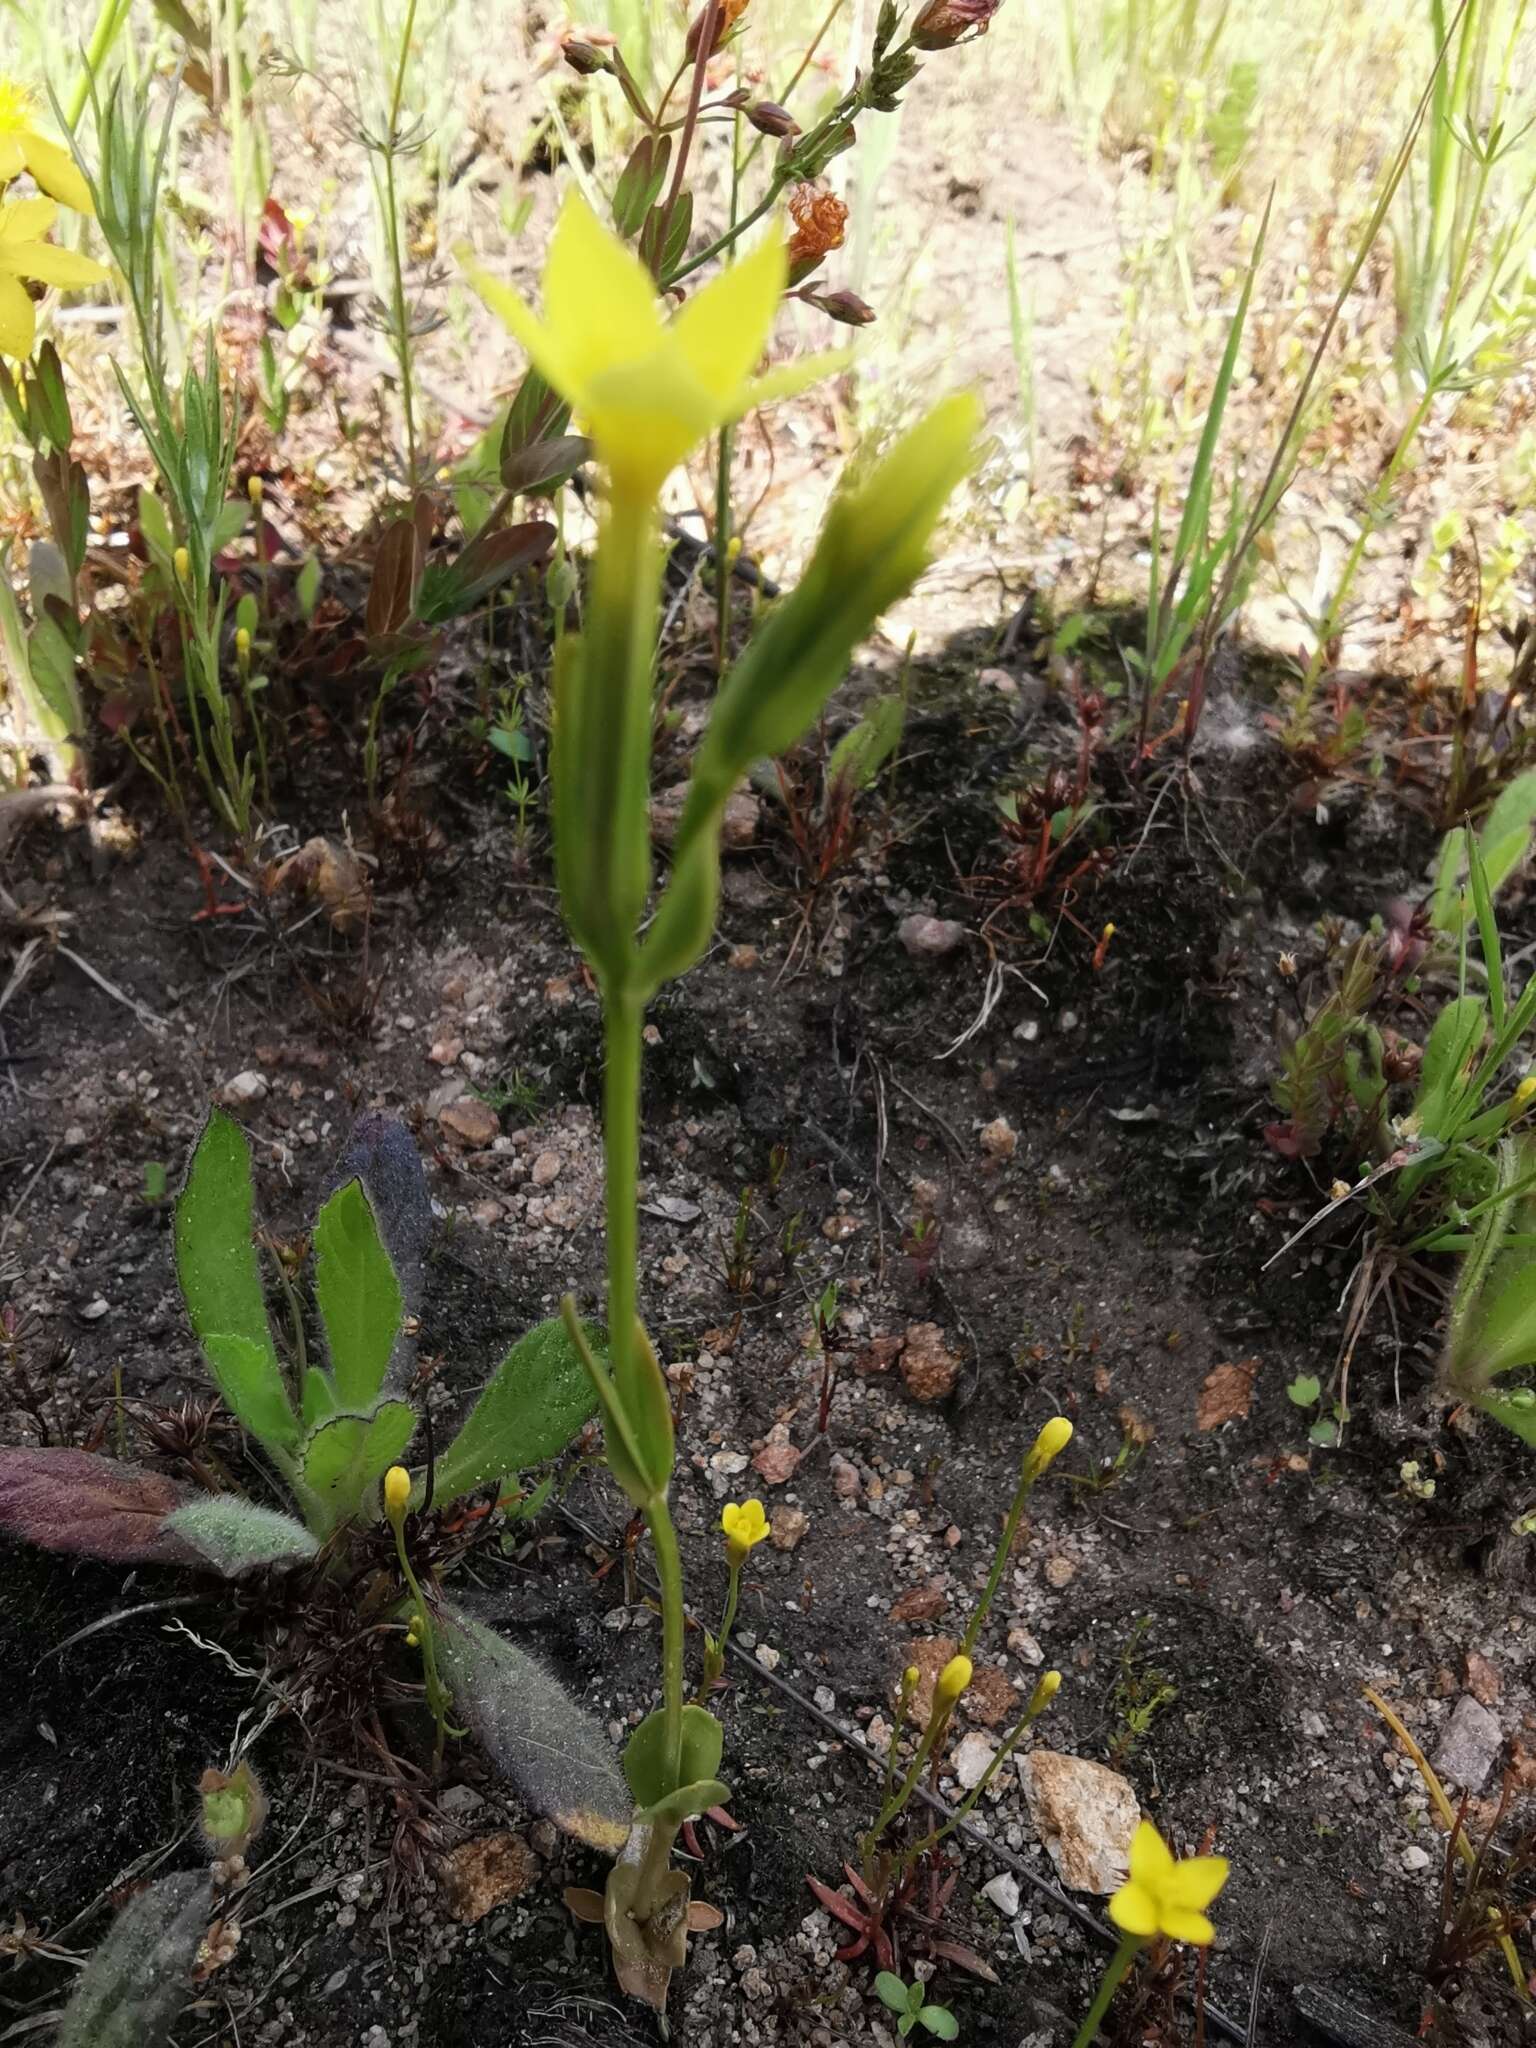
[911, 0, 1003, 48]
[747, 100, 799, 137]
[808, 288, 876, 326]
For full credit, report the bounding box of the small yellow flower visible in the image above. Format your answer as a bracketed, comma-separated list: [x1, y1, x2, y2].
[1024, 1414, 1073, 1481]
[0, 197, 108, 358]
[0, 81, 93, 215]
[934, 1653, 972, 1707]
[383, 1465, 412, 1519]
[468, 193, 844, 499]
[1109, 1820, 1228, 1947]
[721, 1497, 770, 1562]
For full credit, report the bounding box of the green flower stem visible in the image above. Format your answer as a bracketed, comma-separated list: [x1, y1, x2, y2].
[961, 1452, 1039, 1660]
[896, 1688, 1055, 1879]
[602, 987, 642, 1400]
[695, 1555, 743, 1703]
[65, 0, 135, 130]
[645, 1484, 687, 1789]
[1070, 1937, 1142, 2048]
[388, 1512, 455, 1771]
[861, 1700, 954, 1878]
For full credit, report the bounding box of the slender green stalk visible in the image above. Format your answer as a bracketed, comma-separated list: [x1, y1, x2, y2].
[64, 0, 134, 130]
[1071, 1938, 1142, 2048]
[961, 1454, 1036, 1659]
[381, 0, 422, 483]
[646, 1487, 687, 1787]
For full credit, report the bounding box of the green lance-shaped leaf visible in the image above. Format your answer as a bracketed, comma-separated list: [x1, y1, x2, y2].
[430, 1315, 600, 1508]
[163, 1497, 319, 1576]
[302, 1402, 416, 1523]
[624, 1702, 724, 1813]
[175, 1111, 296, 1452]
[330, 1112, 434, 1391]
[638, 394, 980, 995]
[437, 1604, 631, 1853]
[313, 1178, 402, 1410]
[58, 1871, 211, 2048]
[1412, 994, 1486, 1140]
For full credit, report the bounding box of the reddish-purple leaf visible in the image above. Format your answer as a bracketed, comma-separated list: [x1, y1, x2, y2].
[0, 1449, 192, 1564]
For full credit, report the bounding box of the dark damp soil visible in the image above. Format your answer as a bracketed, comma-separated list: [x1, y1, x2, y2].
[5, 637, 1536, 2048]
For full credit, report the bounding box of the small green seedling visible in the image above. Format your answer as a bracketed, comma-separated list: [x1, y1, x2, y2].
[874, 1972, 960, 2040]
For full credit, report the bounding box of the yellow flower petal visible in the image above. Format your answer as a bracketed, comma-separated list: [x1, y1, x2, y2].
[1160, 1907, 1216, 1946]
[0, 269, 35, 355]
[672, 231, 786, 404]
[21, 132, 92, 215]
[1107, 1879, 1159, 1939]
[0, 133, 24, 181]
[732, 348, 852, 423]
[0, 195, 57, 244]
[1163, 1855, 1229, 1913]
[6, 238, 107, 288]
[1128, 1819, 1176, 1891]
[542, 193, 661, 390]
[584, 353, 717, 494]
[466, 261, 575, 410]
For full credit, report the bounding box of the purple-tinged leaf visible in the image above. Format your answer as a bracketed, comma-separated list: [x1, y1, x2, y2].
[0, 1449, 191, 1564]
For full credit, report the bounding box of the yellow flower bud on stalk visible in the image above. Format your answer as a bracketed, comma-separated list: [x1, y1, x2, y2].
[934, 1654, 972, 1708]
[1024, 1414, 1073, 1482]
[247, 474, 264, 505]
[1514, 1075, 1536, 1113]
[961, 1417, 1073, 1664]
[173, 545, 190, 583]
[383, 1464, 411, 1521]
[235, 626, 251, 659]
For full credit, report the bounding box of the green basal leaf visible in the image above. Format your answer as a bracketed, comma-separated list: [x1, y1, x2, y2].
[635, 1776, 731, 1828]
[302, 1402, 415, 1522]
[313, 1178, 402, 1410]
[436, 1604, 630, 1853]
[175, 1112, 294, 1451]
[623, 1702, 723, 1808]
[302, 1366, 340, 1427]
[203, 1334, 302, 1454]
[163, 1497, 319, 1575]
[430, 1316, 600, 1508]
[58, 1871, 211, 2048]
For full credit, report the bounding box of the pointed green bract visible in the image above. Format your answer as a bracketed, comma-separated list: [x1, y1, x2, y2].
[313, 1177, 403, 1408]
[624, 1702, 723, 1807]
[175, 1111, 292, 1448]
[430, 1315, 600, 1508]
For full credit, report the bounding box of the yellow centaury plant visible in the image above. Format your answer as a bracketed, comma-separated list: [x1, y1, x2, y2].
[471, 191, 979, 2005]
[1071, 1822, 1230, 2047]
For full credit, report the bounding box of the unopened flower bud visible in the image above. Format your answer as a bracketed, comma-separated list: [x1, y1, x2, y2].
[748, 100, 799, 138]
[1024, 1414, 1073, 1481]
[1029, 1669, 1062, 1715]
[384, 1464, 412, 1519]
[902, 1664, 920, 1692]
[236, 626, 251, 657]
[912, 0, 1003, 46]
[808, 288, 876, 326]
[1515, 1076, 1536, 1110]
[563, 37, 612, 75]
[1276, 951, 1297, 979]
[173, 545, 190, 582]
[247, 474, 263, 505]
[935, 1653, 972, 1707]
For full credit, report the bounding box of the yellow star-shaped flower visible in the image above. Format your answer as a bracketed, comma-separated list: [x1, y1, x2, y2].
[0, 198, 109, 358]
[0, 81, 93, 216]
[721, 1497, 770, 1561]
[1108, 1821, 1228, 1947]
[468, 194, 843, 499]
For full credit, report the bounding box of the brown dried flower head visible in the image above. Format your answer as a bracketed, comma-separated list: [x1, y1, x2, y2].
[685, 0, 750, 59]
[786, 182, 848, 277]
